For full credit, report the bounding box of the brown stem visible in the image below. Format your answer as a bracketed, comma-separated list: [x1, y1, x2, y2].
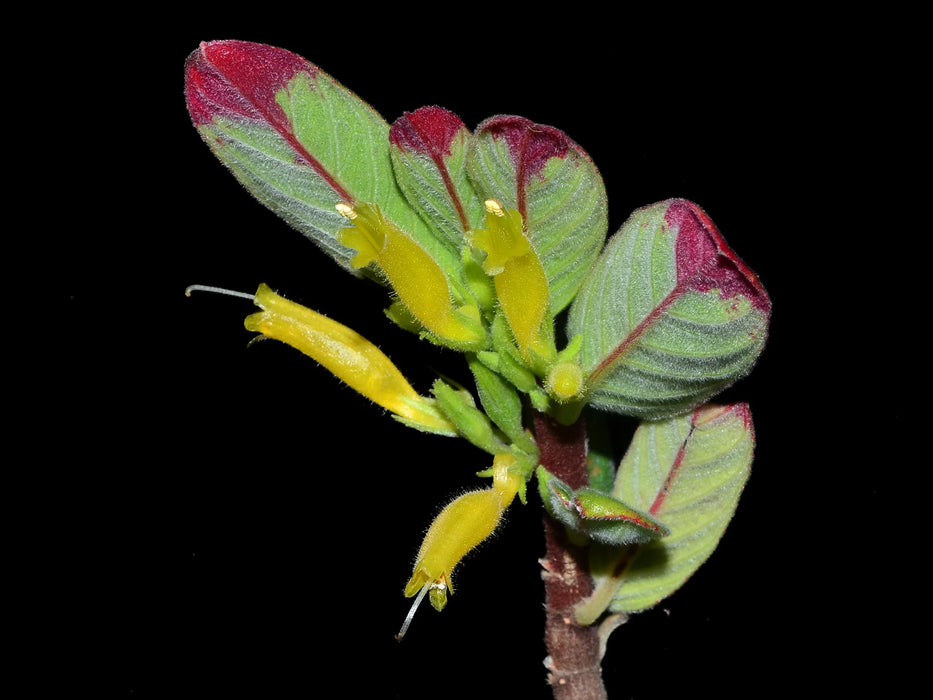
[533, 412, 607, 700]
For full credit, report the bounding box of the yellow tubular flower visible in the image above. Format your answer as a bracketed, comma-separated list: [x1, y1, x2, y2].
[470, 201, 552, 360]
[244, 284, 455, 435]
[397, 454, 521, 640]
[336, 202, 484, 348]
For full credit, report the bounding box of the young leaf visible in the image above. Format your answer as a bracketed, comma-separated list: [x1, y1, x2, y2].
[389, 107, 486, 258]
[596, 403, 755, 613]
[467, 116, 608, 314]
[468, 355, 535, 453]
[574, 487, 670, 546]
[431, 379, 509, 455]
[184, 40, 449, 274]
[567, 199, 771, 420]
[537, 469, 668, 547]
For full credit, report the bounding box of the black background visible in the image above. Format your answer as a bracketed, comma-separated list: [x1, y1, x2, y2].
[53, 11, 902, 699]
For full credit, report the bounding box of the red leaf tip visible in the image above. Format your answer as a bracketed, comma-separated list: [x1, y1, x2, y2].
[666, 198, 772, 315]
[184, 40, 316, 130]
[389, 106, 466, 156]
[476, 115, 578, 178]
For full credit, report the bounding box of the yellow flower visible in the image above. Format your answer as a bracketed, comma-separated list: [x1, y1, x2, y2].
[244, 283, 455, 434]
[337, 202, 485, 349]
[470, 201, 553, 361]
[397, 454, 522, 640]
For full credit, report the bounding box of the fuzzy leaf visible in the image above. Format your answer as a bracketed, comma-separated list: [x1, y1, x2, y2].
[389, 107, 486, 258]
[468, 356, 533, 452]
[567, 199, 771, 420]
[574, 487, 669, 546]
[537, 468, 580, 531]
[184, 40, 447, 274]
[432, 380, 508, 455]
[467, 116, 608, 314]
[537, 469, 668, 547]
[601, 403, 755, 613]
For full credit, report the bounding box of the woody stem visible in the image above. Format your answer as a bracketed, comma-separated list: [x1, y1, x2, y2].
[533, 412, 607, 700]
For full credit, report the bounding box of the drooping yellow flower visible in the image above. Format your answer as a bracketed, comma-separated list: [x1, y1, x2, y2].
[336, 202, 485, 349]
[244, 283, 455, 434]
[397, 454, 522, 639]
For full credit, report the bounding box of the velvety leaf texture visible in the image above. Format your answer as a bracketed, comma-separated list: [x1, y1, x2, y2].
[184, 40, 446, 274]
[538, 470, 669, 548]
[467, 116, 608, 314]
[567, 199, 771, 420]
[605, 403, 754, 612]
[389, 106, 486, 259]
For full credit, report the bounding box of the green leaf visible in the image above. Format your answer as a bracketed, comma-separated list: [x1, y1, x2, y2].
[468, 355, 535, 453]
[389, 107, 486, 260]
[596, 403, 755, 614]
[184, 40, 449, 274]
[574, 487, 670, 546]
[537, 467, 580, 531]
[467, 116, 608, 314]
[537, 468, 668, 547]
[431, 379, 509, 455]
[567, 199, 771, 420]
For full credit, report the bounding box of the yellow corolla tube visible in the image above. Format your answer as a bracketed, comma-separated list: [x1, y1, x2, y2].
[244, 283, 455, 435]
[336, 202, 485, 349]
[397, 454, 522, 640]
[470, 201, 553, 361]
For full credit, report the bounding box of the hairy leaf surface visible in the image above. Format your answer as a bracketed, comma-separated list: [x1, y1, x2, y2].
[389, 107, 486, 259]
[567, 199, 771, 420]
[467, 116, 608, 314]
[600, 403, 754, 613]
[184, 40, 445, 273]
